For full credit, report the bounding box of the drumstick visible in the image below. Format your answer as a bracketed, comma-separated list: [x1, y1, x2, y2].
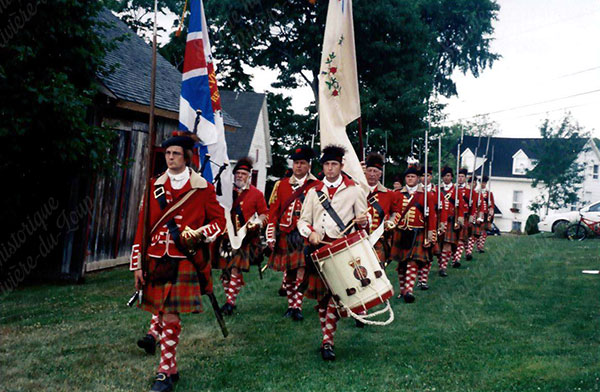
[319, 240, 332, 245]
[340, 210, 369, 236]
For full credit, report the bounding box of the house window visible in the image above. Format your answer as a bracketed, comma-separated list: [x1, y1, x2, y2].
[512, 190, 523, 211]
[512, 221, 522, 232]
[593, 164, 598, 179]
[513, 160, 527, 175]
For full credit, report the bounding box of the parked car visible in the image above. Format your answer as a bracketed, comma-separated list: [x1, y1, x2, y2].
[538, 200, 600, 232]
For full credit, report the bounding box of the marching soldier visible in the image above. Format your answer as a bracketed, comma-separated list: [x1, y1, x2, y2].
[297, 145, 369, 361]
[390, 166, 437, 302]
[453, 168, 472, 264]
[473, 175, 495, 253]
[131, 133, 225, 392]
[464, 175, 480, 261]
[364, 152, 395, 266]
[416, 166, 438, 287]
[266, 145, 321, 321]
[436, 166, 466, 274]
[219, 157, 268, 315]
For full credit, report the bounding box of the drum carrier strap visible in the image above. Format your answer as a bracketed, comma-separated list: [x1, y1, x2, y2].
[367, 193, 385, 221]
[315, 190, 354, 232]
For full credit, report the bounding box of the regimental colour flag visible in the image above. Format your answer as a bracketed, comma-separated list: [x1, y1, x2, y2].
[318, 0, 366, 186]
[180, 0, 232, 208]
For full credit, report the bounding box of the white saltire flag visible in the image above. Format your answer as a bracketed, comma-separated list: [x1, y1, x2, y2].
[318, 0, 366, 186]
[180, 0, 232, 208]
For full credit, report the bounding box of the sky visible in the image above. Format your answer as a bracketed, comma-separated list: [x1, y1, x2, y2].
[247, 0, 600, 138]
[150, 0, 600, 138]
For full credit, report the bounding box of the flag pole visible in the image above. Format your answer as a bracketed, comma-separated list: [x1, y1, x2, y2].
[358, 117, 364, 161]
[140, 0, 159, 284]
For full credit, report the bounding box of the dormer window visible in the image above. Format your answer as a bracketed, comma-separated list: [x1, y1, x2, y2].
[512, 149, 534, 175]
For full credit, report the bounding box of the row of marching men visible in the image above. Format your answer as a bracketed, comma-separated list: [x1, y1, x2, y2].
[128, 132, 495, 391]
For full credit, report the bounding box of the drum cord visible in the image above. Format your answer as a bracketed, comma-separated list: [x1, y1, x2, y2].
[313, 237, 395, 327]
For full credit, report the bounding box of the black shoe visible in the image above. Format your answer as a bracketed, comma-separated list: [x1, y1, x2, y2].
[415, 281, 423, 289]
[466, 254, 473, 261]
[419, 283, 429, 291]
[403, 292, 415, 303]
[321, 343, 336, 361]
[137, 334, 157, 355]
[283, 308, 294, 318]
[220, 303, 235, 316]
[171, 373, 179, 383]
[355, 319, 365, 328]
[292, 308, 304, 322]
[478, 249, 485, 254]
[278, 287, 287, 296]
[150, 373, 173, 392]
[439, 269, 448, 277]
[452, 261, 461, 268]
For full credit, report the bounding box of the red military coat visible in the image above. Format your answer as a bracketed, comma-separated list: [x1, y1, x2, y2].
[231, 184, 268, 230]
[130, 169, 226, 270]
[438, 183, 467, 225]
[267, 174, 322, 235]
[393, 184, 437, 231]
[366, 182, 396, 233]
[474, 189, 495, 219]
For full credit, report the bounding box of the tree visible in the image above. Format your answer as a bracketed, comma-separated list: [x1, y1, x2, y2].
[0, 0, 115, 280]
[102, 0, 182, 39]
[527, 116, 588, 216]
[205, 0, 500, 164]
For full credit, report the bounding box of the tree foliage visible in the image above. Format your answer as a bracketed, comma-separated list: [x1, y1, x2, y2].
[102, 0, 183, 38]
[0, 0, 114, 278]
[527, 116, 588, 215]
[204, 0, 500, 165]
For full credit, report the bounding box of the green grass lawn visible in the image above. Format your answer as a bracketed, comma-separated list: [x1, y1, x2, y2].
[1, 235, 599, 392]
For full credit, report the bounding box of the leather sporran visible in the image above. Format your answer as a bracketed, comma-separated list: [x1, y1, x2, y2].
[149, 256, 179, 284]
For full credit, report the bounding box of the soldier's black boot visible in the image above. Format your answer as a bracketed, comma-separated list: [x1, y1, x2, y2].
[150, 373, 173, 392]
[137, 334, 157, 355]
[321, 344, 336, 361]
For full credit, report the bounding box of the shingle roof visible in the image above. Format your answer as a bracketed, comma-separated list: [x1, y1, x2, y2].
[460, 136, 544, 178]
[220, 90, 267, 160]
[460, 135, 586, 178]
[95, 9, 241, 128]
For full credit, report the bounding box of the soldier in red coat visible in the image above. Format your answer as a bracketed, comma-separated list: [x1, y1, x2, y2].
[131, 133, 225, 392]
[218, 157, 268, 315]
[453, 168, 474, 263]
[363, 152, 395, 266]
[465, 175, 480, 260]
[390, 166, 437, 303]
[473, 175, 495, 252]
[266, 145, 321, 321]
[416, 166, 439, 287]
[436, 166, 467, 275]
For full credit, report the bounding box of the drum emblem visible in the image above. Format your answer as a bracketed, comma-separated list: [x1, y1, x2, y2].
[349, 258, 368, 281]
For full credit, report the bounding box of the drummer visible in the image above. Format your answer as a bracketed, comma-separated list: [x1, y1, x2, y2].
[297, 145, 369, 361]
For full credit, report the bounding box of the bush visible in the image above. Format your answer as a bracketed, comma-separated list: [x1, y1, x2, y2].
[525, 214, 540, 235]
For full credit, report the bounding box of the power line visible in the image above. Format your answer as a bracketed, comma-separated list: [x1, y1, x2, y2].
[444, 88, 600, 124]
[554, 66, 600, 80]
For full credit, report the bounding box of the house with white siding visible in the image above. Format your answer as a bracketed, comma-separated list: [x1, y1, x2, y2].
[459, 136, 599, 232]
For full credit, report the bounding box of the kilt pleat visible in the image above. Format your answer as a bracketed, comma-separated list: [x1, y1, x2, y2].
[267, 231, 306, 271]
[141, 257, 203, 314]
[391, 229, 429, 265]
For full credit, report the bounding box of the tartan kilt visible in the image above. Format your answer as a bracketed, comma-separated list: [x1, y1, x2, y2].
[213, 234, 262, 272]
[374, 239, 387, 265]
[141, 257, 203, 314]
[304, 271, 329, 301]
[267, 230, 306, 271]
[442, 218, 459, 245]
[391, 228, 429, 267]
[458, 220, 471, 242]
[473, 219, 490, 236]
